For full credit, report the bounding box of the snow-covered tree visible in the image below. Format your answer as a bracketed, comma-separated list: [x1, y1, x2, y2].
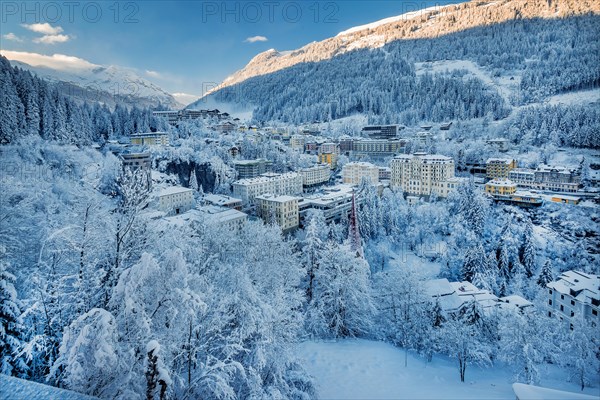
[537, 260, 555, 288]
[0, 255, 27, 376]
[307, 242, 374, 338]
[50, 308, 121, 397]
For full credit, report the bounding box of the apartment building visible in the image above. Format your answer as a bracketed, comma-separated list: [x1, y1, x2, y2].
[508, 165, 581, 193]
[159, 186, 194, 214]
[318, 152, 338, 169]
[298, 185, 358, 225]
[352, 139, 406, 159]
[130, 132, 169, 146]
[202, 194, 243, 211]
[361, 125, 400, 139]
[232, 172, 303, 205]
[298, 164, 331, 187]
[197, 205, 247, 231]
[233, 159, 272, 179]
[485, 179, 518, 196]
[255, 194, 300, 233]
[319, 142, 340, 155]
[290, 135, 306, 152]
[486, 158, 517, 180]
[547, 270, 600, 328]
[119, 152, 152, 190]
[390, 153, 456, 197]
[342, 162, 379, 185]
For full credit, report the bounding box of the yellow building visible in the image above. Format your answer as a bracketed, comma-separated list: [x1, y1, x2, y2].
[130, 132, 169, 146]
[256, 194, 299, 233]
[551, 195, 581, 205]
[486, 158, 517, 179]
[318, 152, 338, 169]
[485, 179, 517, 196]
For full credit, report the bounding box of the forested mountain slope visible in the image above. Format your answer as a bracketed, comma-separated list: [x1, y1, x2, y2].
[195, 0, 600, 130]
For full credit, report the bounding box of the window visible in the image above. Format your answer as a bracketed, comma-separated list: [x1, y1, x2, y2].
[561, 294, 564, 300]
[549, 289, 553, 294]
[571, 300, 575, 306]
[549, 300, 552, 305]
[560, 305, 564, 312]
[548, 311, 552, 317]
[593, 309, 598, 316]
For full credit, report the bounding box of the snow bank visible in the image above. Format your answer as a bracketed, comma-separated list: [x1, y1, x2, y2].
[0, 374, 98, 400]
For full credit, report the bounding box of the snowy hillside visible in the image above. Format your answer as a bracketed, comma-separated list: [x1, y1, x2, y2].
[4, 57, 181, 109]
[205, 0, 600, 94]
[297, 340, 600, 400]
[197, 0, 600, 125]
[0, 375, 98, 400]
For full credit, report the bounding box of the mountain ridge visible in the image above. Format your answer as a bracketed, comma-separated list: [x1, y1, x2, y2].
[3, 55, 182, 109]
[206, 0, 600, 96]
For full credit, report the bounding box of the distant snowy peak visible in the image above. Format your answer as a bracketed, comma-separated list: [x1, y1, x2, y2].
[335, 5, 443, 37]
[207, 0, 600, 94]
[7, 58, 182, 110]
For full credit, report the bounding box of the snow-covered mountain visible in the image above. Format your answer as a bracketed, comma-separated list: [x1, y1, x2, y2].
[207, 0, 600, 94]
[6, 57, 182, 109]
[194, 0, 600, 125]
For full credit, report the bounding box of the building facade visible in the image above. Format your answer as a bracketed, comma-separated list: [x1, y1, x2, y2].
[361, 125, 400, 139]
[352, 139, 405, 159]
[290, 135, 306, 152]
[485, 179, 518, 196]
[232, 172, 303, 205]
[233, 159, 272, 179]
[197, 205, 247, 230]
[486, 158, 517, 180]
[547, 270, 600, 328]
[318, 152, 338, 169]
[342, 162, 379, 185]
[119, 152, 152, 190]
[130, 132, 169, 146]
[159, 187, 194, 214]
[298, 164, 331, 187]
[390, 153, 456, 197]
[508, 165, 581, 193]
[255, 194, 300, 233]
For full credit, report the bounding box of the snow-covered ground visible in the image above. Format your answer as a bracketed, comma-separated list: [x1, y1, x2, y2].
[546, 89, 600, 106]
[0, 375, 98, 400]
[296, 339, 600, 400]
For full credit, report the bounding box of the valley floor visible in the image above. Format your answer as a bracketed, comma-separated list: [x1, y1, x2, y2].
[296, 339, 600, 400]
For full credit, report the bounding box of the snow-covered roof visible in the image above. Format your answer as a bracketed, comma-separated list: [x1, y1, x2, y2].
[203, 194, 242, 206]
[486, 158, 514, 164]
[498, 295, 533, 309]
[551, 194, 581, 201]
[256, 194, 299, 203]
[547, 270, 600, 303]
[512, 383, 599, 400]
[486, 179, 517, 187]
[196, 205, 247, 224]
[450, 281, 499, 309]
[159, 186, 193, 197]
[233, 172, 300, 185]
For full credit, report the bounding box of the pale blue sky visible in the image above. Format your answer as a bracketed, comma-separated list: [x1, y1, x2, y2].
[1, 1, 462, 96]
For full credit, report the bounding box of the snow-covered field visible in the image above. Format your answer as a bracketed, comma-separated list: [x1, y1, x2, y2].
[296, 339, 600, 400]
[0, 375, 98, 400]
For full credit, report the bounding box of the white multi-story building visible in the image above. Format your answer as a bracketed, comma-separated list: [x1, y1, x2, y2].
[509, 165, 581, 193]
[318, 142, 340, 155]
[298, 164, 331, 187]
[390, 153, 457, 197]
[547, 270, 600, 328]
[342, 162, 379, 185]
[159, 186, 194, 214]
[197, 205, 247, 231]
[255, 194, 300, 233]
[232, 172, 303, 205]
[290, 135, 306, 152]
[130, 132, 169, 146]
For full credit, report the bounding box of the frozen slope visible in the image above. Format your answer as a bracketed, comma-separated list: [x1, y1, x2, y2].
[296, 339, 600, 400]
